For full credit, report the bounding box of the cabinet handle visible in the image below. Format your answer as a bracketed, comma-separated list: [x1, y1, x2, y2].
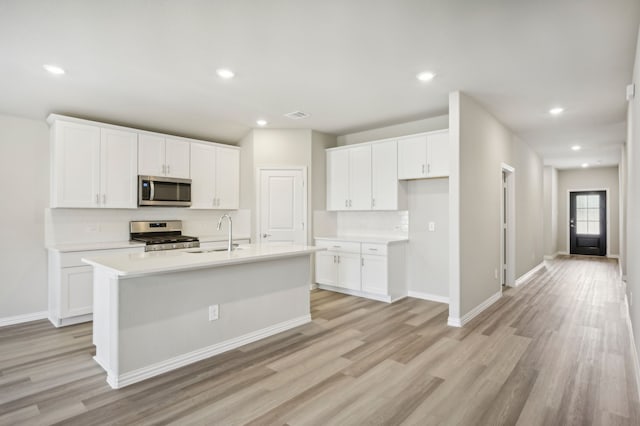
[372, 198, 375, 208]
[337, 256, 340, 264]
[102, 194, 106, 204]
[361, 258, 364, 267]
[345, 199, 348, 208]
[422, 164, 425, 174]
[428, 164, 431, 174]
[332, 245, 341, 248]
[162, 164, 166, 174]
[333, 255, 337, 263]
[349, 199, 352, 208]
[167, 164, 171, 175]
[95, 194, 100, 204]
[368, 248, 378, 251]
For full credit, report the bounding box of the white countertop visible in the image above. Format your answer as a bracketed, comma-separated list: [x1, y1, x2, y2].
[83, 243, 323, 278]
[314, 235, 409, 244]
[46, 234, 251, 253]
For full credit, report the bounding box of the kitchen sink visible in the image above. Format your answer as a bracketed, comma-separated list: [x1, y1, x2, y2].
[187, 245, 242, 253]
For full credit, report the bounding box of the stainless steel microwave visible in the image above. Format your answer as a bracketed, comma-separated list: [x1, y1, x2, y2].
[138, 176, 191, 207]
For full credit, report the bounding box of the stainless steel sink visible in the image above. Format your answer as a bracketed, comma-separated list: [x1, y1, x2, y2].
[187, 245, 242, 253]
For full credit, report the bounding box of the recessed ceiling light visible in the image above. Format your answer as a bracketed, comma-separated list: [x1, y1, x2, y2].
[581, 163, 589, 168]
[571, 145, 581, 151]
[216, 68, 235, 79]
[43, 64, 65, 75]
[256, 119, 267, 126]
[416, 71, 436, 82]
[549, 107, 564, 115]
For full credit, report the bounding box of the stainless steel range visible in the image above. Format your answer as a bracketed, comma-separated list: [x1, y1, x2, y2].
[130, 220, 200, 252]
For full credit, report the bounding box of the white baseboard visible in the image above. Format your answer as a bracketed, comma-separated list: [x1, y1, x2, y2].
[543, 252, 560, 260]
[317, 284, 393, 303]
[49, 313, 93, 328]
[514, 262, 545, 287]
[105, 314, 312, 389]
[624, 294, 640, 400]
[447, 291, 501, 328]
[558, 251, 569, 256]
[408, 291, 449, 304]
[309, 283, 318, 290]
[0, 311, 48, 327]
[608, 254, 620, 259]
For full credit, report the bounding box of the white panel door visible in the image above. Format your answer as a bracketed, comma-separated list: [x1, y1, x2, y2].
[138, 133, 166, 176]
[190, 143, 216, 209]
[215, 147, 240, 209]
[61, 266, 93, 318]
[371, 141, 398, 210]
[427, 131, 449, 177]
[165, 138, 190, 178]
[337, 253, 361, 290]
[327, 149, 349, 210]
[348, 145, 372, 210]
[397, 134, 427, 180]
[259, 169, 306, 245]
[52, 121, 101, 208]
[100, 128, 138, 208]
[361, 255, 388, 295]
[315, 251, 338, 286]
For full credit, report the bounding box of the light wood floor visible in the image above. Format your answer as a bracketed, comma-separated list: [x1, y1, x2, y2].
[1, 256, 638, 425]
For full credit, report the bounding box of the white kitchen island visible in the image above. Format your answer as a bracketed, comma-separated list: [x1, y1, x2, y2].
[83, 244, 323, 389]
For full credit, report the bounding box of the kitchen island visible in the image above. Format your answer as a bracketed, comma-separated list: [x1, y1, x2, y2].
[83, 244, 323, 389]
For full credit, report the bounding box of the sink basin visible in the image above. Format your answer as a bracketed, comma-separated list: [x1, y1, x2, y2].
[187, 245, 242, 254]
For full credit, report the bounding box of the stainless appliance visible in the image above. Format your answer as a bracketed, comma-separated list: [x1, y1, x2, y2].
[138, 175, 191, 207]
[130, 220, 199, 251]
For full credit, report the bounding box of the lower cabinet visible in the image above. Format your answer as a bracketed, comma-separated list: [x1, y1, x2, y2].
[48, 246, 144, 327]
[314, 239, 407, 303]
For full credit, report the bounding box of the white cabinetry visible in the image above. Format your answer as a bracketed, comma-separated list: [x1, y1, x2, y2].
[327, 146, 371, 210]
[139, 134, 190, 178]
[50, 120, 138, 208]
[315, 239, 407, 302]
[190, 143, 240, 209]
[397, 130, 449, 180]
[48, 246, 144, 327]
[371, 140, 401, 210]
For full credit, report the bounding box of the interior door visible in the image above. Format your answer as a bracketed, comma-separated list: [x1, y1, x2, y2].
[259, 169, 306, 245]
[570, 191, 606, 256]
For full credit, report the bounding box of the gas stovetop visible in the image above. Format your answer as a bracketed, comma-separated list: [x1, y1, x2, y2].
[130, 220, 200, 252]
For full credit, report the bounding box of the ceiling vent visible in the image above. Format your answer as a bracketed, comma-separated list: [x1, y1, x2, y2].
[284, 111, 310, 120]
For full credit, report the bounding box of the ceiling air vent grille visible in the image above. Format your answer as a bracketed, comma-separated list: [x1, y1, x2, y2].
[284, 111, 310, 120]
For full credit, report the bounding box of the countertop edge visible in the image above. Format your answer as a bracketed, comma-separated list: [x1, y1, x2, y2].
[314, 236, 409, 244]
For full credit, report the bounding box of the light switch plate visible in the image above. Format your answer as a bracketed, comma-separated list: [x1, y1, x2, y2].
[209, 304, 219, 321]
[428, 222, 435, 232]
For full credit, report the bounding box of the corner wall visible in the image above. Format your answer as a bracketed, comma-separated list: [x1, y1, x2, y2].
[543, 166, 559, 257]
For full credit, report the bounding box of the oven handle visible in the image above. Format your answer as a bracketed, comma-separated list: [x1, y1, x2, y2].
[150, 181, 155, 201]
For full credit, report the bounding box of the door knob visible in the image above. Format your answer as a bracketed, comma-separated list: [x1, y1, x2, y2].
[263, 233, 272, 238]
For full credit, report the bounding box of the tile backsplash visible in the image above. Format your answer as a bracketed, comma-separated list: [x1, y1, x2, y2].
[334, 210, 409, 238]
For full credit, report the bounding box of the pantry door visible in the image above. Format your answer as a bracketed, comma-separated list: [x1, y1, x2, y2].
[258, 168, 307, 245]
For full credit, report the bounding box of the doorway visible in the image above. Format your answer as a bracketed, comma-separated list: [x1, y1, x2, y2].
[257, 167, 307, 245]
[501, 164, 515, 287]
[569, 190, 607, 256]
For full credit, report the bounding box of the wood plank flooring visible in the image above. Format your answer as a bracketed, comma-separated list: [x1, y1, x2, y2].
[0, 256, 638, 425]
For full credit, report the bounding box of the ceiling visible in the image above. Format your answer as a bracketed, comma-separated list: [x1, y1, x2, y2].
[1, 1, 639, 169]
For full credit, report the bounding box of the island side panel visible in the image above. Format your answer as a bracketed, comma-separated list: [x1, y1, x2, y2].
[116, 254, 311, 377]
[92, 268, 120, 375]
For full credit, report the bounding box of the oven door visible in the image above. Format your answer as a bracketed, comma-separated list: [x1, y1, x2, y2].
[138, 176, 191, 207]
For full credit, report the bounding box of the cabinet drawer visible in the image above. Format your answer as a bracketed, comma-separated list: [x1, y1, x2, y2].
[315, 240, 361, 254]
[361, 243, 387, 256]
[60, 247, 144, 267]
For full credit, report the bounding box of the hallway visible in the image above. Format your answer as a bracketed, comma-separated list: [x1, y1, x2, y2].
[0, 257, 638, 425]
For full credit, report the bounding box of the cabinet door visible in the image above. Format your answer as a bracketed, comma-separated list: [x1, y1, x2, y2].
[337, 253, 361, 290]
[372, 141, 398, 210]
[100, 128, 138, 208]
[138, 134, 166, 176]
[361, 255, 388, 295]
[427, 131, 449, 177]
[215, 147, 240, 209]
[397, 135, 427, 180]
[52, 121, 101, 208]
[348, 145, 372, 210]
[165, 138, 190, 178]
[190, 143, 216, 209]
[60, 266, 93, 318]
[316, 251, 338, 286]
[327, 149, 350, 210]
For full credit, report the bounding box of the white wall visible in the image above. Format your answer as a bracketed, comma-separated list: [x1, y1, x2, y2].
[0, 114, 49, 320]
[543, 166, 559, 257]
[337, 115, 448, 146]
[556, 167, 620, 256]
[627, 23, 640, 372]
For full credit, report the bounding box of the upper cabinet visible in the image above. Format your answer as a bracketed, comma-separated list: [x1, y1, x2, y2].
[327, 145, 372, 210]
[190, 143, 239, 210]
[371, 140, 400, 210]
[138, 134, 190, 179]
[397, 130, 449, 180]
[50, 120, 137, 208]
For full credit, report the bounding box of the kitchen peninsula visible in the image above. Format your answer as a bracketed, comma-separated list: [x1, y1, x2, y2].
[83, 244, 322, 389]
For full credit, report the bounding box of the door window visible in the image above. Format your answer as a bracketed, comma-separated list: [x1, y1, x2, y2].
[575, 194, 600, 235]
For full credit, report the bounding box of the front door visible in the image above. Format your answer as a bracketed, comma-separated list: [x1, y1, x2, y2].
[569, 191, 606, 256]
[258, 168, 306, 245]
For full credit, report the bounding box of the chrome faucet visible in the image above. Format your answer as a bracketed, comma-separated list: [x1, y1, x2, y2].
[216, 214, 233, 252]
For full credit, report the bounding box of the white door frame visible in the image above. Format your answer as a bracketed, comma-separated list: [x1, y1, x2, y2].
[501, 163, 516, 288]
[256, 166, 308, 245]
[565, 188, 610, 257]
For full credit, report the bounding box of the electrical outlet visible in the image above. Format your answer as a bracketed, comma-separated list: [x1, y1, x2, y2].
[428, 222, 435, 232]
[208, 304, 219, 321]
